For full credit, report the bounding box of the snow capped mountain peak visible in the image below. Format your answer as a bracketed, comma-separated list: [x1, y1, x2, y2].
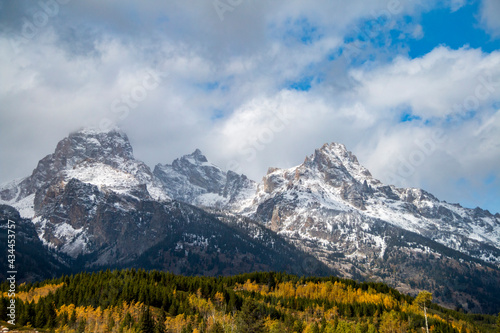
[252, 142, 381, 207]
[154, 150, 256, 210]
[59, 128, 134, 165]
[51, 128, 167, 200]
[302, 142, 378, 187]
[0, 128, 168, 219]
[32, 128, 145, 195]
[77, 125, 122, 135]
[318, 142, 349, 157]
[247, 142, 500, 270]
[0, 128, 169, 258]
[317, 142, 361, 169]
[190, 149, 209, 163]
[171, 149, 219, 172]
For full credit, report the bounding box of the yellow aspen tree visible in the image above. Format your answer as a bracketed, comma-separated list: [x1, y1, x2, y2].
[414, 291, 433, 333]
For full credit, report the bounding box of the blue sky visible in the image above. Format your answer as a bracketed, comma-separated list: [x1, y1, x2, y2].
[408, 1, 500, 58]
[0, 0, 499, 213]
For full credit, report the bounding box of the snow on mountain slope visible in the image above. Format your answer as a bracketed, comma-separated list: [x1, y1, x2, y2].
[32, 215, 90, 258]
[64, 162, 141, 193]
[1, 129, 500, 312]
[0, 178, 30, 217]
[363, 189, 500, 255]
[150, 141, 499, 267]
[0, 128, 170, 259]
[0, 128, 169, 219]
[154, 149, 256, 210]
[243, 142, 500, 267]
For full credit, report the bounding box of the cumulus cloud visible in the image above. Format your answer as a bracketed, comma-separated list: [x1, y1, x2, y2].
[0, 0, 498, 213]
[479, 0, 500, 37]
[350, 47, 500, 119]
[345, 47, 500, 210]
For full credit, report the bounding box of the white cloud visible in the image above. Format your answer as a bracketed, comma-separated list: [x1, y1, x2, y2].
[447, 0, 467, 12]
[480, 0, 500, 37]
[0, 1, 499, 213]
[346, 48, 500, 211]
[412, 24, 424, 39]
[350, 47, 500, 119]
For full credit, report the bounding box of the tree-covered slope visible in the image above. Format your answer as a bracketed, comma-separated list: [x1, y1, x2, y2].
[1, 269, 498, 332]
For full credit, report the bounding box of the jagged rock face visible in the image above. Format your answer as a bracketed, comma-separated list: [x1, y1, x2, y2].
[154, 150, 256, 210]
[18, 129, 135, 199]
[245, 142, 500, 268]
[171, 149, 224, 193]
[237, 142, 500, 313]
[0, 129, 167, 219]
[27, 180, 331, 276]
[0, 129, 329, 279]
[0, 204, 69, 281]
[1, 130, 500, 312]
[42, 129, 134, 172]
[33, 175, 178, 260]
[303, 143, 378, 187]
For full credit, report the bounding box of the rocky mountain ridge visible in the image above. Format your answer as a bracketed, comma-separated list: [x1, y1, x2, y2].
[245, 142, 500, 266]
[1, 129, 499, 313]
[0, 128, 330, 279]
[153, 149, 256, 210]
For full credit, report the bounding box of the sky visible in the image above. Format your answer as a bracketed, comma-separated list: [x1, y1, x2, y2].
[0, 0, 499, 214]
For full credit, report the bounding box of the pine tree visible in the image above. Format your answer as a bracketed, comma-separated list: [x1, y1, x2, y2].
[107, 313, 115, 332]
[45, 301, 57, 328]
[18, 302, 30, 326]
[139, 306, 155, 333]
[35, 300, 47, 328]
[236, 300, 266, 333]
[58, 311, 69, 327]
[168, 302, 178, 316]
[120, 312, 135, 332]
[69, 309, 77, 327]
[208, 321, 224, 333]
[27, 301, 36, 326]
[154, 311, 167, 333]
[181, 323, 193, 333]
[77, 319, 86, 333]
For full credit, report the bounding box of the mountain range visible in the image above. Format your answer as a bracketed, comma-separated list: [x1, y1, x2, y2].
[1, 128, 499, 313]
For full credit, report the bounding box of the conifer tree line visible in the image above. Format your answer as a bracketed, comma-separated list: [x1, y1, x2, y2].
[1, 269, 499, 332]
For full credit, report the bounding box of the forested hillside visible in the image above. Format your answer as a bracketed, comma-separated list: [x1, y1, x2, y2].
[1, 270, 499, 332]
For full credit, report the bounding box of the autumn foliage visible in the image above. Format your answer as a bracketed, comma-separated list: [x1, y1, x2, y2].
[0, 269, 496, 332]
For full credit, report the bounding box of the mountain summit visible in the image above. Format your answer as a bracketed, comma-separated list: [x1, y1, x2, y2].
[0, 128, 166, 219]
[247, 141, 500, 265]
[154, 149, 256, 210]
